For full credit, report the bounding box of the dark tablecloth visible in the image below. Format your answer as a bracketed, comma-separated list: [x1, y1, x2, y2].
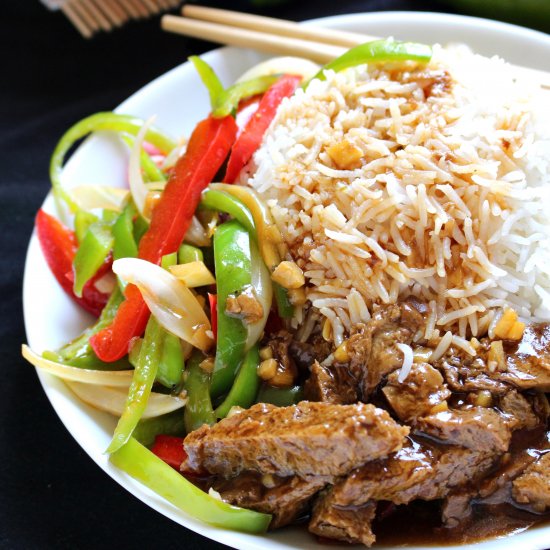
[1, 1, 495, 548]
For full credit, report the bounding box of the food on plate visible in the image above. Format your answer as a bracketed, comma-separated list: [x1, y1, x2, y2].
[23, 37, 550, 546]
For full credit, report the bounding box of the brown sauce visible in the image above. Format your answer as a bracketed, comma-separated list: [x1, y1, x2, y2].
[374, 500, 549, 547]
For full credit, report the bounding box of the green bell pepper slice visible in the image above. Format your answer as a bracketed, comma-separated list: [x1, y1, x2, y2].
[107, 316, 163, 453]
[190, 55, 278, 118]
[42, 287, 129, 370]
[215, 345, 260, 419]
[312, 39, 432, 82]
[256, 384, 304, 407]
[178, 243, 203, 264]
[183, 352, 216, 433]
[72, 221, 113, 298]
[110, 437, 271, 533]
[50, 112, 176, 212]
[74, 210, 98, 243]
[112, 202, 139, 261]
[210, 220, 252, 397]
[201, 189, 256, 236]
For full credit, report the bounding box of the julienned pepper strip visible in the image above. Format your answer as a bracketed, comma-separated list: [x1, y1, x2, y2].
[312, 39, 432, 82]
[210, 220, 252, 398]
[106, 315, 163, 454]
[112, 202, 138, 261]
[73, 221, 114, 298]
[50, 112, 176, 213]
[35, 209, 110, 316]
[215, 345, 260, 419]
[74, 210, 98, 243]
[183, 352, 216, 433]
[224, 74, 301, 184]
[90, 115, 237, 362]
[110, 437, 271, 533]
[189, 56, 225, 111]
[200, 189, 255, 236]
[156, 253, 185, 390]
[42, 287, 129, 370]
[256, 384, 303, 407]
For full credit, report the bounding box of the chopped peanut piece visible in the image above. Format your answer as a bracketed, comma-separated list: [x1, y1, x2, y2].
[475, 390, 493, 408]
[507, 321, 525, 341]
[259, 346, 273, 360]
[225, 287, 264, 324]
[269, 367, 295, 388]
[257, 358, 278, 380]
[412, 347, 432, 363]
[494, 308, 518, 339]
[334, 340, 349, 363]
[288, 287, 306, 306]
[326, 139, 363, 170]
[430, 401, 448, 414]
[488, 340, 506, 372]
[199, 357, 215, 373]
[271, 261, 305, 289]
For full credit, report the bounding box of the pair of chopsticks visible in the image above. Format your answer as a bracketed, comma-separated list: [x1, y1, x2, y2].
[161, 5, 550, 91]
[42, 0, 182, 38]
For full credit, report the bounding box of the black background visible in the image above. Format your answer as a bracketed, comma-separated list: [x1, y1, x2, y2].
[1, 1, 542, 549]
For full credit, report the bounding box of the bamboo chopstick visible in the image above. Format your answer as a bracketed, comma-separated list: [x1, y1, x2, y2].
[161, 15, 344, 63]
[161, 6, 550, 91]
[181, 4, 377, 47]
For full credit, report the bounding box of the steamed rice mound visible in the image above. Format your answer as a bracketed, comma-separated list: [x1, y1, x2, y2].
[246, 46, 550, 350]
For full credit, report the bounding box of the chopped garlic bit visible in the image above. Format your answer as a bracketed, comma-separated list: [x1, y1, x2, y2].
[326, 139, 363, 170]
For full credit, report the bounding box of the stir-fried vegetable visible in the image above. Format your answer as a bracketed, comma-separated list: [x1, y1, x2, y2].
[35, 209, 110, 316]
[224, 74, 301, 183]
[215, 344, 260, 418]
[107, 315, 164, 453]
[210, 220, 252, 397]
[312, 38, 432, 82]
[132, 410, 186, 447]
[113, 258, 212, 351]
[183, 352, 216, 432]
[90, 115, 237, 362]
[110, 437, 271, 532]
[50, 112, 175, 213]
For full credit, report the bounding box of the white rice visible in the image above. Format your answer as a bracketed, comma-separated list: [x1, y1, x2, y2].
[246, 45, 550, 350]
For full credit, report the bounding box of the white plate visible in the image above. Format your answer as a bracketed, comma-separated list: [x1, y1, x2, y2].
[23, 11, 550, 550]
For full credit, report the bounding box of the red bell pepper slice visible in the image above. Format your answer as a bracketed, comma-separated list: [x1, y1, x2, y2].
[151, 435, 187, 470]
[208, 293, 217, 342]
[35, 209, 110, 317]
[90, 115, 237, 362]
[223, 75, 301, 184]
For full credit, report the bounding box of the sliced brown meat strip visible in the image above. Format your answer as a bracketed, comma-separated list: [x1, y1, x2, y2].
[499, 391, 540, 430]
[382, 362, 451, 423]
[309, 490, 376, 547]
[346, 301, 425, 398]
[184, 401, 409, 478]
[214, 472, 328, 529]
[512, 452, 550, 512]
[330, 439, 497, 507]
[415, 407, 513, 452]
[437, 323, 550, 394]
[303, 361, 357, 404]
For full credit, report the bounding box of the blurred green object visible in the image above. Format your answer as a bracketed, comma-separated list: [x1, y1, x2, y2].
[442, 0, 550, 32]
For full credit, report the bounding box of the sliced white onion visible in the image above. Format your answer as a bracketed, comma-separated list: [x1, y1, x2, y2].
[396, 343, 414, 383]
[129, 115, 156, 220]
[236, 56, 320, 83]
[65, 381, 186, 419]
[70, 185, 129, 211]
[245, 239, 273, 351]
[22, 344, 134, 386]
[112, 258, 213, 351]
[184, 215, 211, 247]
